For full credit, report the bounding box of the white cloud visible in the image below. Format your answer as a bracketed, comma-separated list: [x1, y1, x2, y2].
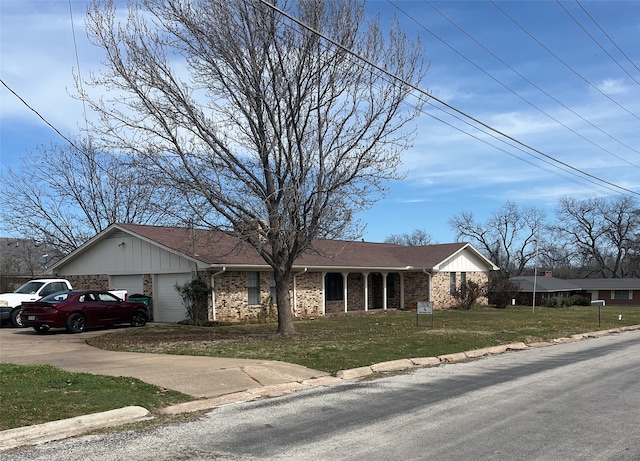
[596, 78, 630, 95]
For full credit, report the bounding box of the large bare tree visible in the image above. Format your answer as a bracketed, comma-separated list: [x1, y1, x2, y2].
[80, 0, 425, 335]
[384, 229, 433, 246]
[555, 196, 639, 278]
[449, 201, 547, 276]
[0, 140, 180, 254]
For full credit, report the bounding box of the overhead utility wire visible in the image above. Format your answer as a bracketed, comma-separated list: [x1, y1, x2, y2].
[257, 0, 639, 197]
[556, 0, 640, 87]
[490, 0, 640, 121]
[68, 0, 91, 138]
[420, 0, 640, 162]
[411, 0, 640, 168]
[418, 96, 626, 195]
[576, 0, 640, 75]
[364, 7, 628, 193]
[1, 78, 83, 152]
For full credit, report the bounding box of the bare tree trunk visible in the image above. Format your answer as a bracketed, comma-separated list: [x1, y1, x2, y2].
[274, 269, 295, 336]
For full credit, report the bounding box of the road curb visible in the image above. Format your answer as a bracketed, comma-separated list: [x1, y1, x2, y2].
[0, 406, 150, 451]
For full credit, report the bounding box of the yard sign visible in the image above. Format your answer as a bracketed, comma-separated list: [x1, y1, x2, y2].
[417, 301, 434, 327]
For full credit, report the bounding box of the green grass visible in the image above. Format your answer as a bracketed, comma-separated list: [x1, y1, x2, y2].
[88, 305, 640, 374]
[0, 363, 193, 431]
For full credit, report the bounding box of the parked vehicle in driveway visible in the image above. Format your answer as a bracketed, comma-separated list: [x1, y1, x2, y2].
[0, 279, 73, 327]
[20, 290, 150, 333]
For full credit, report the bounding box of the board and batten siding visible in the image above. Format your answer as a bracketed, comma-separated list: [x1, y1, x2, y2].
[436, 248, 492, 272]
[56, 233, 199, 275]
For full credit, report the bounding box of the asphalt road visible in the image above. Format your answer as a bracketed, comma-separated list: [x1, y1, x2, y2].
[6, 329, 640, 461]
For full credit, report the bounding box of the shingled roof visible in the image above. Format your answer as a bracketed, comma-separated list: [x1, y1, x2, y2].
[112, 223, 492, 271]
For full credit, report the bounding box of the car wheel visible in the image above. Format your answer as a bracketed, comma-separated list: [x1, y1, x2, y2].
[66, 313, 86, 333]
[10, 308, 25, 328]
[131, 309, 148, 327]
[33, 325, 50, 334]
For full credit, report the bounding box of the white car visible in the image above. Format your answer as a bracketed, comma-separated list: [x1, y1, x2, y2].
[0, 279, 73, 327]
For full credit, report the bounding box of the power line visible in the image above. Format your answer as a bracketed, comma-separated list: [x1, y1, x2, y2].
[1, 78, 83, 152]
[68, 0, 91, 138]
[576, 0, 640, 76]
[490, 0, 640, 121]
[1, 79, 122, 185]
[404, 0, 640, 168]
[556, 0, 640, 88]
[257, 0, 639, 197]
[419, 101, 627, 196]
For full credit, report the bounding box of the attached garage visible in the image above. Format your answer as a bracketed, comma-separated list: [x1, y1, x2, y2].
[49, 225, 210, 324]
[110, 275, 143, 298]
[154, 273, 191, 323]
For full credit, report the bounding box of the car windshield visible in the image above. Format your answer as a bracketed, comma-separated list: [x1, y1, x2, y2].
[39, 292, 70, 302]
[14, 281, 45, 294]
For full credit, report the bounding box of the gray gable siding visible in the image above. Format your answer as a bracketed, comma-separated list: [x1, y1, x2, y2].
[54, 232, 199, 276]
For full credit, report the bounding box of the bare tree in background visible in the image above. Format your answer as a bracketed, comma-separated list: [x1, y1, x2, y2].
[0, 140, 180, 254]
[555, 196, 639, 278]
[80, 0, 425, 335]
[449, 201, 547, 276]
[384, 229, 433, 246]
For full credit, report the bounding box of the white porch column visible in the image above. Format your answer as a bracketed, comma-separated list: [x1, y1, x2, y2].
[210, 267, 226, 321]
[322, 272, 327, 315]
[342, 272, 349, 313]
[363, 272, 369, 311]
[381, 272, 388, 310]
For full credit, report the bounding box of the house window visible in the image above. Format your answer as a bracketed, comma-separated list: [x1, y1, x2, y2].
[612, 290, 632, 300]
[325, 273, 344, 301]
[460, 272, 466, 285]
[248, 271, 260, 305]
[386, 273, 395, 298]
[450, 272, 456, 295]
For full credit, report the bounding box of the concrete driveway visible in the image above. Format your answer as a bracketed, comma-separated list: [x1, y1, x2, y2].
[0, 325, 328, 398]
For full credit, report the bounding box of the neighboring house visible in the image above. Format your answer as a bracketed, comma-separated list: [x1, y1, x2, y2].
[48, 224, 499, 323]
[510, 273, 640, 306]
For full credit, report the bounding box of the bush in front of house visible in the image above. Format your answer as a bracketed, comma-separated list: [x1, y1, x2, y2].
[175, 277, 210, 325]
[542, 295, 591, 308]
[487, 275, 520, 309]
[453, 280, 486, 310]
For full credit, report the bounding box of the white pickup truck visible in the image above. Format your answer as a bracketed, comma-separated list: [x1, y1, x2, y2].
[0, 279, 73, 327]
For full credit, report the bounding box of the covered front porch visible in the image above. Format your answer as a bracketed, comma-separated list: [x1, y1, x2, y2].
[322, 270, 432, 314]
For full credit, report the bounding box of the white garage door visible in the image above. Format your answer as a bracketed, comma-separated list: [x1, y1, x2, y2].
[110, 275, 144, 299]
[155, 273, 191, 323]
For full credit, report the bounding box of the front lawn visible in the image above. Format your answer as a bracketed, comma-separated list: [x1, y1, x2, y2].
[88, 305, 640, 374]
[0, 363, 192, 431]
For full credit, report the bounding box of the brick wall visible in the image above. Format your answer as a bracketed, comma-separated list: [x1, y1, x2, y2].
[432, 271, 490, 309]
[292, 271, 324, 317]
[65, 274, 109, 290]
[143, 274, 153, 297]
[403, 272, 430, 310]
[208, 269, 493, 321]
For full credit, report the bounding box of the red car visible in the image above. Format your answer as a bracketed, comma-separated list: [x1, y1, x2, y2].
[20, 290, 150, 334]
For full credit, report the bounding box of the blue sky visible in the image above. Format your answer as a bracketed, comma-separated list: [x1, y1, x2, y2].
[2, 1, 639, 243]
